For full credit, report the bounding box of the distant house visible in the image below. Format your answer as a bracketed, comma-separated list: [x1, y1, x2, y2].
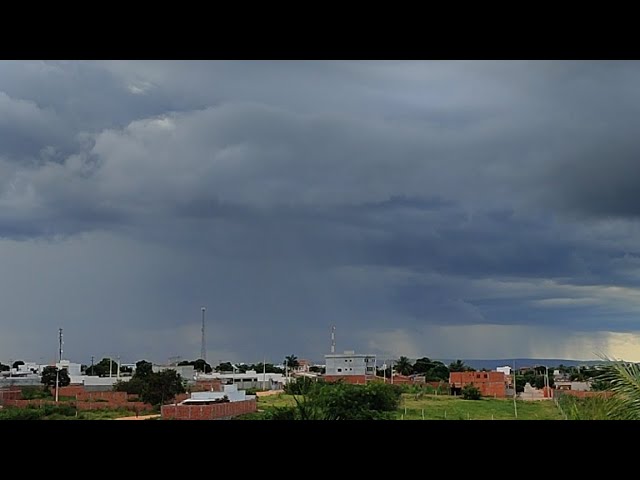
[554, 381, 590, 391]
[449, 371, 509, 398]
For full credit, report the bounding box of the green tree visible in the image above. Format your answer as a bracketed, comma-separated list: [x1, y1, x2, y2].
[413, 357, 449, 381]
[515, 376, 526, 393]
[309, 366, 325, 374]
[449, 360, 474, 372]
[461, 384, 481, 400]
[191, 359, 213, 373]
[140, 369, 186, 406]
[284, 355, 299, 370]
[135, 360, 153, 378]
[41, 366, 71, 389]
[590, 379, 612, 391]
[278, 381, 402, 420]
[12, 360, 24, 369]
[113, 376, 146, 395]
[250, 362, 284, 374]
[216, 362, 234, 372]
[89, 358, 119, 377]
[0, 363, 9, 372]
[394, 356, 414, 376]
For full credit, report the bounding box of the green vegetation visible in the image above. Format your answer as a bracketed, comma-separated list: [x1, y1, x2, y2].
[20, 386, 53, 400]
[242, 391, 564, 420]
[461, 384, 481, 400]
[251, 381, 402, 420]
[114, 363, 185, 406]
[41, 366, 71, 388]
[177, 358, 212, 373]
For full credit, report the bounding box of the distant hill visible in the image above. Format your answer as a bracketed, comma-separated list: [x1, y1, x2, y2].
[436, 358, 604, 370]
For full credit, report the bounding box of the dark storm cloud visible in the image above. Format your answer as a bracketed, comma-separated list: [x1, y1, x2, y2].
[2, 60, 640, 363]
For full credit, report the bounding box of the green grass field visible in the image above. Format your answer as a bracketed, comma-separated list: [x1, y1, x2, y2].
[248, 392, 564, 420]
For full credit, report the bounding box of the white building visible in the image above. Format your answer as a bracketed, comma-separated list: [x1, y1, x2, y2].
[197, 370, 287, 390]
[496, 366, 512, 376]
[324, 351, 376, 376]
[180, 384, 256, 404]
[153, 364, 196, 380]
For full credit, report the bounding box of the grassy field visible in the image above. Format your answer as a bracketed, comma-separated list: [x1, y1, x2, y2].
[246, 392, 564, 420]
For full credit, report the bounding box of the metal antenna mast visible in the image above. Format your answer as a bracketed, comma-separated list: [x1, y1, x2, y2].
[55, 328, 63, 403]
[201, 306, 207, 362]
[331, 325, 336, 354]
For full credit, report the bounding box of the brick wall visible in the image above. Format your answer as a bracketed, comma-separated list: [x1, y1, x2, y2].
[555, 390, 613, 399]
[191, 380, 223, 392]
[323, 375, 368, 384]
[161, 399, 257, 420]
[52, 385, 86, 397]
[0, 388, 22, 404]
[77, 391, 128, 402]
[450, 372, 508, 398]
[3, 398, 154, 412]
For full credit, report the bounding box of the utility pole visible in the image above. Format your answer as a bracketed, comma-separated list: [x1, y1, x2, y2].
[513, 360, 518, 419]
[263, 356, 267, 390]
[201, 306, 206, 363]
[55, 328, 63, 403]
[117, 356, 121, 379]
[90, 355, 94, 376]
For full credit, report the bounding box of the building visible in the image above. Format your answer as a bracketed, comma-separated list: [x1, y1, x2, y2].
[152, 364, 196, 381]
[449, 371, 510, 398]
[179, 384, 253, 405]
[161, 384, 258, 420]
[554, 381, 590, 391]
[196, 371, 287, 390]
[496, 366, 512, 376]
[323, 351, 376, 384]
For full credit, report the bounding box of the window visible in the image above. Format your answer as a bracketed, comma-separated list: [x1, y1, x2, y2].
[345, 359, 348, 362]
[476, 374, 481, 379]
[484, 374, 488, 379]
[337, 368, 342, 372]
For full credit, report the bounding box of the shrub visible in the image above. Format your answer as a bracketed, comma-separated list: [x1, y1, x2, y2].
[461, 384, 481, 400]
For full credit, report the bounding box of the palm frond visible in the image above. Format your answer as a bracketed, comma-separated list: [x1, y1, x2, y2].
[596, 354, 640, 420]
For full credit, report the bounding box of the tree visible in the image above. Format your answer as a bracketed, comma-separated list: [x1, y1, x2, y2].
[120, 365, 133, 374]
[0, 363, 9, 372]
[191, 359, 212, 373]
[590, 379, 612, 391]
[216, 362, 234, 373]
[88, 358, 119, 377]
[515, 376, 526, 393]
[114, 377, 146, 395]
[284, 355, 299, 370]
[449, 360, 474, 372]
[309, 366, 326, 374]
[250, 362, 284, 374]
[140, 369, 186, 406]
[12, 360, 24, 369]
[461, 384, 481, 400]
[135, 360, 153, 378]
[394, 356, 414, 376]
[41, 366, 70, 389]
[413, 357, 449, 381]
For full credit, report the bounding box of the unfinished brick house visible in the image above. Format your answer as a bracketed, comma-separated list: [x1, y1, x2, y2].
[449, 371, 510, 398]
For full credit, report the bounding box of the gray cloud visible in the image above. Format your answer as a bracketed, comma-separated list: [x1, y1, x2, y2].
[2, 60, 640, 364]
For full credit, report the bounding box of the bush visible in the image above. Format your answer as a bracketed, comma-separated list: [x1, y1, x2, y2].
[461, 384, 481, 400]
[20, 386, 52, 400]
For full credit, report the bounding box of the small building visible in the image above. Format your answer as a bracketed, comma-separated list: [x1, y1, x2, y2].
[153, 364, 196, 381]
[161, 384, 257, 420]
[554, 381, 591, 391]
[196, 371, 286, 390]
[496, 366, 512, 376]
[449, 371, 509, 398]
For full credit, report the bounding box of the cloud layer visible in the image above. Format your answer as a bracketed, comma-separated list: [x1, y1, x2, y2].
[2, 60, 640, 364]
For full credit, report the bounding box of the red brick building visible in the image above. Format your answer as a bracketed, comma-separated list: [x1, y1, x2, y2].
[449, 371, 509, 398]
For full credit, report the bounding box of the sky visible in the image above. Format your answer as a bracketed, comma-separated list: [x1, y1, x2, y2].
[2, 60, 640, 366]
